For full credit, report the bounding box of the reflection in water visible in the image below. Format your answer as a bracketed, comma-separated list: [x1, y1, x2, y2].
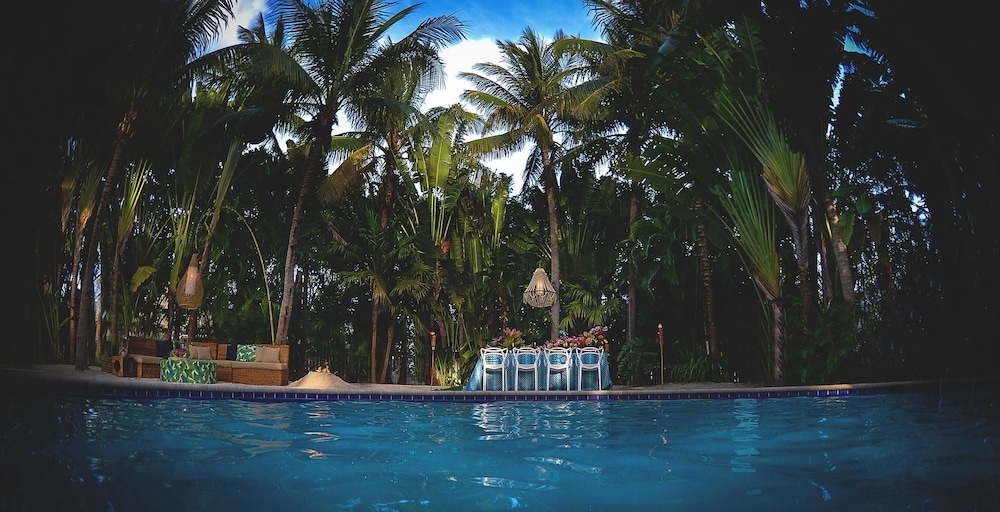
[3, 390, 997, 511]
[471, 401, 608, 442]
[730, 399, 760, 473]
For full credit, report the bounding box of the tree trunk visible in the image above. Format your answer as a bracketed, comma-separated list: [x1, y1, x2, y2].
[695, 201, 717, 356]
[276, 118, 328, 346]
[814, 206, 834, 309]
[75, 108, 135, 370]
[791, 214, 813, 336]
[110, 258, 121, 352]
[370, 303, 379, 383]
[94, 289, 104, 362]
[770, 298, 785, 386]
[380, 320, 395, 384]
[820, 194, 855, 306]
[543, 150, 561, 341]
[627, 189, 638, 346]
[766, 180, 813, 340]
[68, 215, 85, 364]
[806, 156, 855, 308]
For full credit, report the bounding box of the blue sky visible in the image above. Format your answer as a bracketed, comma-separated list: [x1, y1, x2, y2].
[392, 0, 599, 40]
[219, 0, 601, 190]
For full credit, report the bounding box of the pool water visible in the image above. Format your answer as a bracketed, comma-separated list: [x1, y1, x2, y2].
[1, 390, 997, 511]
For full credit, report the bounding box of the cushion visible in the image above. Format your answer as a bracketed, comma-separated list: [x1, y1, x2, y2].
[226, 344, 238, 361]
[191, 345, 212, 360]
[256, 346, 280, 363]
[155, 340, 173, 358]
[237, 344, 257, 362]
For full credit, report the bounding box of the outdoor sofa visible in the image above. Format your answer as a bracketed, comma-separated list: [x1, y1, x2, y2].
[122, 336, 290, 386]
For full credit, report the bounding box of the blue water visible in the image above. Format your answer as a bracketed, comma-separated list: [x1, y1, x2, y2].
[1, 391, 997, 511]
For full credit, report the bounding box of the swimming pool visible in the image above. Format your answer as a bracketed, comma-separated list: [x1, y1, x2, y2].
[2, 389, 997, 511]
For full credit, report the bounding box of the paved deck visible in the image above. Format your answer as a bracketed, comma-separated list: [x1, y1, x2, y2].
[2, 364, 992, 402]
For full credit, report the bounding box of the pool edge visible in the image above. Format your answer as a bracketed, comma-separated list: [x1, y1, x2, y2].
[4, 364, 997, 402]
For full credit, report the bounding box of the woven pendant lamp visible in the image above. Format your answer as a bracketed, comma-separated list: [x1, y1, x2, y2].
[523, 267, 556, 308]
[175, 254, 204, 310]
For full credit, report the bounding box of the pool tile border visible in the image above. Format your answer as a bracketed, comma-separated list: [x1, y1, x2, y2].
[12, 372, 997, 402]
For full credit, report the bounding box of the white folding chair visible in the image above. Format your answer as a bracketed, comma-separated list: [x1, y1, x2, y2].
[576, 346, 603, 390]
[544, 347, 571, 391]
[480, 347, 508, 391]
[513, 347, 540, 391]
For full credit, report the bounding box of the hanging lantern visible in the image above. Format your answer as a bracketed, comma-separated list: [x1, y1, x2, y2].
[523, 267, 557, 308]
[175, 254, 204, 310]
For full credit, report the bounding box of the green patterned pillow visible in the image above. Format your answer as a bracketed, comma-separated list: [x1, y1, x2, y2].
[237, 344, 258, 362]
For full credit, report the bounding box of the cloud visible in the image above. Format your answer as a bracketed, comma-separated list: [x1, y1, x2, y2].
[216, 0, 266, 48]
[422, 38, 495, 110]
[211, 6, 531, 193]
[423, 38, 535, 193]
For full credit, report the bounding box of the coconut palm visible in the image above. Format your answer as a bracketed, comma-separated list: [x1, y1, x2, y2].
[224, 0, 464, 347]
[567, 0, 690, 346]
[73, 0, 236, 370]
[460, 28, 582, 341]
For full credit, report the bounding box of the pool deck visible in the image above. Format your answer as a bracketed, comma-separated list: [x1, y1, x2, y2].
[2, 364, 995, 402]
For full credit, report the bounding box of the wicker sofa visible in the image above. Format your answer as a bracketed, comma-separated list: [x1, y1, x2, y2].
[123, 337, 290, 386]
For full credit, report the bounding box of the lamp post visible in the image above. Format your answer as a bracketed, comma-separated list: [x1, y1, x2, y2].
[430, 331, 437, 386]
[657, 323, 664, 385]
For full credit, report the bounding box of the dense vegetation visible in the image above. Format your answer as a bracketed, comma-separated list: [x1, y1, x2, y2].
[7, 0, 997, 387]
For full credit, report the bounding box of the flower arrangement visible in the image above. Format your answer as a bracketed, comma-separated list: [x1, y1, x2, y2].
[489, 327, 526, 349]
[168, 341, 188, 358]
[545, 326, 609, 349]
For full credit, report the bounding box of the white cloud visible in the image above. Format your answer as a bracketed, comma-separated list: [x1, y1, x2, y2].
[215, 0, 265, 48]
[212, 9, 531, 194]
[423, 38, 530, 194]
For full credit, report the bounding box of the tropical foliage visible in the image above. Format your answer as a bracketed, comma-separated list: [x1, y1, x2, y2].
[10, 0, 999, 389]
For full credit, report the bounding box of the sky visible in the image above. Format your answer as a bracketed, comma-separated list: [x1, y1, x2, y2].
[216, 0, 601, 193]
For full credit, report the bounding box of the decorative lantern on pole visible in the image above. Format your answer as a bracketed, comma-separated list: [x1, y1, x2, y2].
[657, 323, 664, 385]
[175, 254, 204, 353]
[175, 254, 204, 311]
[429, 331, 437, 386]
[523, 268, 556, 308]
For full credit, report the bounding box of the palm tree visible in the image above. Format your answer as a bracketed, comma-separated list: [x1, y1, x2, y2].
[336, 209, 431, 383]
[695, 22, 812, 342]
[716, 88, 813, 339]
[62, 157, 102, 363]
[571, 0, 691, 351]
[557, 169, 625, 334]
[749, 0, 867, 310]
[716, 168, 785, 385]
[460, 28, 582, 341]
[73, 0, 236, 370]
[108, 161, 151, 355]
[229, 0, 464, 347]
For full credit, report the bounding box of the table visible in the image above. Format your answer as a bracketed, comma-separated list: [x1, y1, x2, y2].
[463, 349, 612, 391]
[160, 358, 217, 384]
[110, 355, 135, 377]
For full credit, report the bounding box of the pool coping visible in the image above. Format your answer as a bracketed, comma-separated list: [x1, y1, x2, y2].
[3, 364, 997, 402]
